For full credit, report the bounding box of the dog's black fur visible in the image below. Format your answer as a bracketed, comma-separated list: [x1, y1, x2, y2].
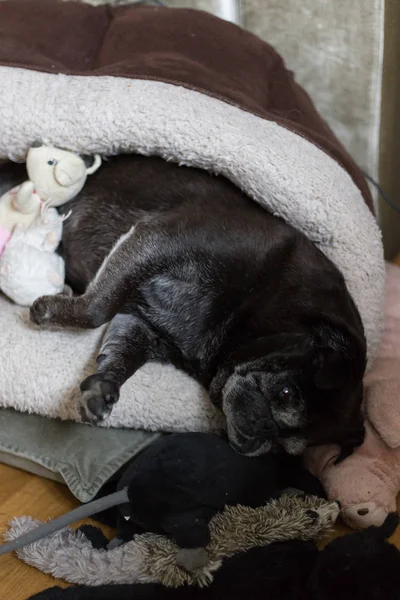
[1, 156, 366, 457]
[29, 514, 400, 600]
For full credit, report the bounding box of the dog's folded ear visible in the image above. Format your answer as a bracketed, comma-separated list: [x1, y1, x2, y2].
[312, 319, 366, 390]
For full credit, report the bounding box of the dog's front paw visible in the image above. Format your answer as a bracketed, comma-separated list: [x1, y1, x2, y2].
[79, 374, 120, 425]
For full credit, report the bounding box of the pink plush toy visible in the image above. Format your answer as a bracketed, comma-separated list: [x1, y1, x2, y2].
[305, 262, 400, 530]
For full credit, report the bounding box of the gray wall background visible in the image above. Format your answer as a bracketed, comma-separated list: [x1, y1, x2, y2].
[167, 0, 399, 258]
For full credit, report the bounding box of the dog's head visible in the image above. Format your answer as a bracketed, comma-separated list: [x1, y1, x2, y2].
[216, 317, 366, 457]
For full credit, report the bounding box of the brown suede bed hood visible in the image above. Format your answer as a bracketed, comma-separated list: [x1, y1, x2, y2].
[0, 0, 384, 359]
[0, 0, 373, 210]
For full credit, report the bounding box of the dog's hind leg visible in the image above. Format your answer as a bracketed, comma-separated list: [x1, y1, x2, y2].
[78, 313, 157, 423]
[29, 223, 165, 329]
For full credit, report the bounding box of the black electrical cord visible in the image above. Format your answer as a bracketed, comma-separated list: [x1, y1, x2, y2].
[134, 0, 167, 6]
[362, 171, 400, 216]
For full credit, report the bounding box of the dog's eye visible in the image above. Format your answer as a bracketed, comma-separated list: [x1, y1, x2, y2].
[47, 158, 57, 166]
[277, 386, 292, 401]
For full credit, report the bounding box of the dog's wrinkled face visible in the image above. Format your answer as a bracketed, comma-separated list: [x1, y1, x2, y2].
[223, 369, 308, 456]
[220, 324, 366, 457]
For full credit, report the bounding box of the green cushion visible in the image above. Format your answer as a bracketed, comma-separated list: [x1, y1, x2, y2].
[0, 408, 159, 502]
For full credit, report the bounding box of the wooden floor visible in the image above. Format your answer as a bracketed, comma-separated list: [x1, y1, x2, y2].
[0, 464, 399, 599]
[0, 464, 113, 600]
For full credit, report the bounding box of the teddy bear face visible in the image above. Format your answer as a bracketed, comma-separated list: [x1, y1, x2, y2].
[325, 423, 399, 528]
[26, 145, 99, 207]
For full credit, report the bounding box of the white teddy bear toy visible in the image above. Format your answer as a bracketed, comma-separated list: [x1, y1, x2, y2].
[0, 143, 101, 306]
[0, 207, 66, 306]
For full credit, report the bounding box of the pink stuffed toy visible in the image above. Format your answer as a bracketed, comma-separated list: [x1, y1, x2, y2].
[305, 262, 400, 529]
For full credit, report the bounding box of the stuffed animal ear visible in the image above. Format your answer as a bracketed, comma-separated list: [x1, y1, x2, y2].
[82, 154, 101, 176]
[303, 444, 341, 478]
[54, 155, 87, 187]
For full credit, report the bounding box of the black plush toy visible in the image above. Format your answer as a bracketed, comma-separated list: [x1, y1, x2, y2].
[29, 514, 400, 600]
[310, 512, 400, 600]
[97, 433, 324, 551]
[114, 432, 280, 550]
[0, 432, 324, 561]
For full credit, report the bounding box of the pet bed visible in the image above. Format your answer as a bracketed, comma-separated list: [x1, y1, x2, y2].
[0, 0, 384, 435]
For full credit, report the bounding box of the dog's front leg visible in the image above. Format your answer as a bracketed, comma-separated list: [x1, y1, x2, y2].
[79, 314, 157, 424]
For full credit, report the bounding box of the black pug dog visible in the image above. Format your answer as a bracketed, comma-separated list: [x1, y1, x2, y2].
[29, 514, 400, 600]
[1, 155, 366, 457]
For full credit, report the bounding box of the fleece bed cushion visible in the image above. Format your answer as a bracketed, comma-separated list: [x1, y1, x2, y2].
[0, 295, 224, 431]
[0, 0, 384, 433]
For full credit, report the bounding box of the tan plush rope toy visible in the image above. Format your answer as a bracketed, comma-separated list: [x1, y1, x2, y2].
[4, 494, 339, 588]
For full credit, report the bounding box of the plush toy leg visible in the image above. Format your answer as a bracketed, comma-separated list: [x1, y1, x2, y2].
[106, 537, 124, 550]
[59, 284, 73, 297]
[76, 526, 109, 550]
[79, 313, 157, 423]
[13, 181, 38, 214]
